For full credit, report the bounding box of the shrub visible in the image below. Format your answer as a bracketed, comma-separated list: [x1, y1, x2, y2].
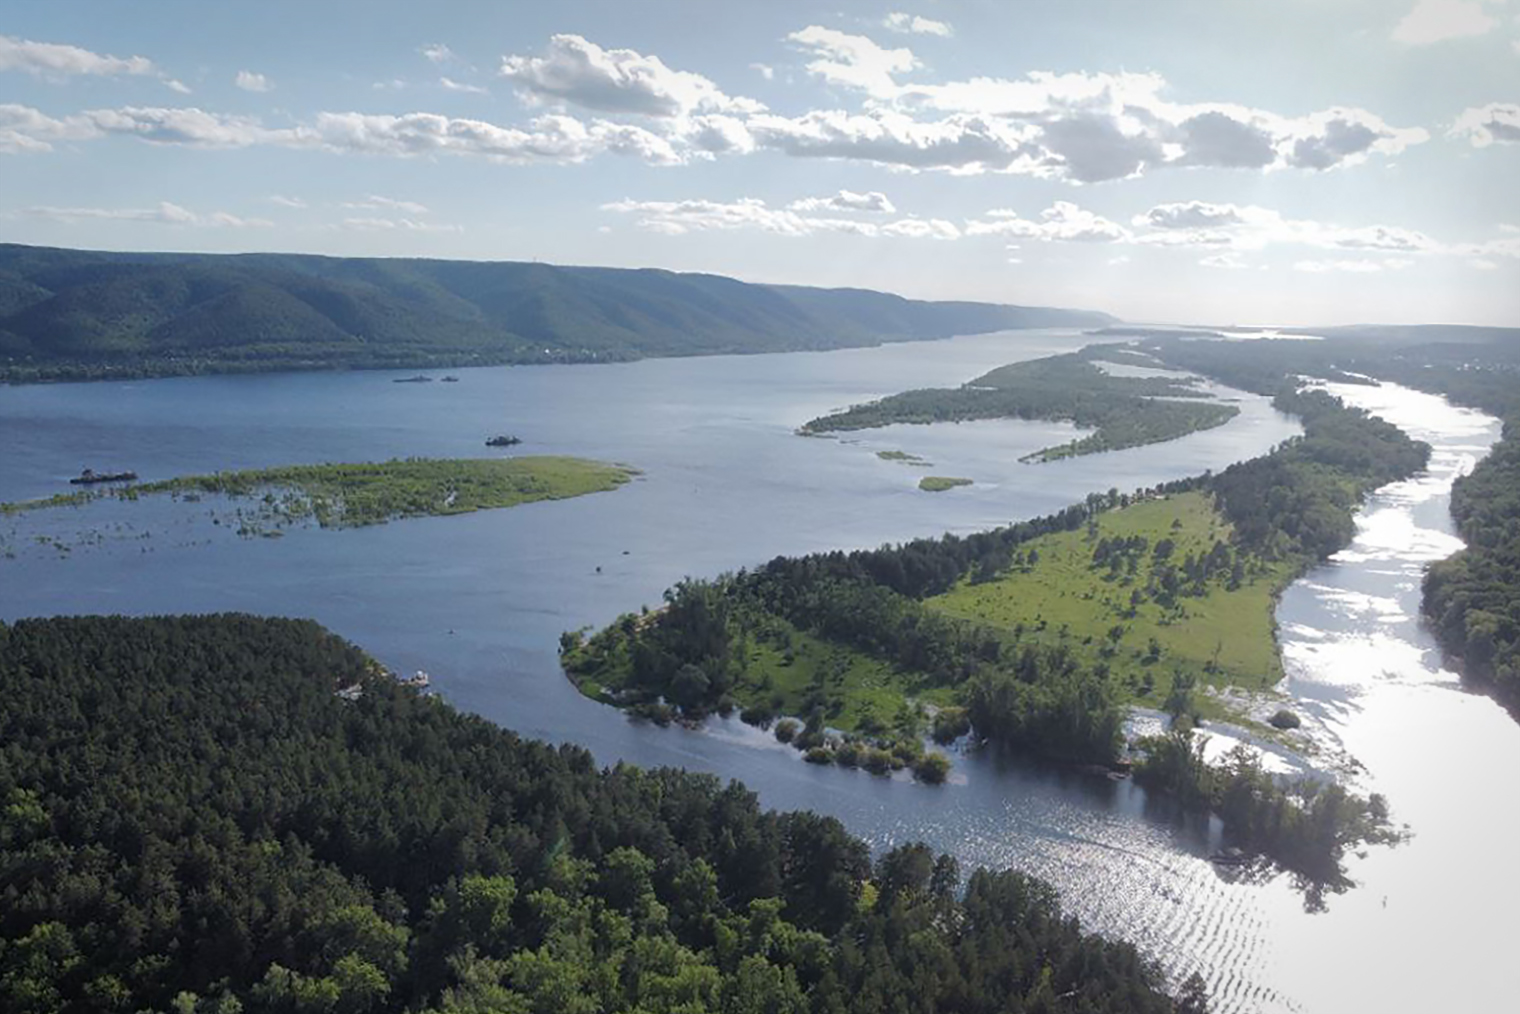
[774, 718, 800, 744]
[1269, 709, 1301, 730]
[914, 752, 952, 784]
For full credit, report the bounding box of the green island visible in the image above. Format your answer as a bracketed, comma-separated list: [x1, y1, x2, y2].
[918, 476, 972, 492]
[566, 372, 1428, 885]
[799, 350, 1239, 462]
[0, 613, 1192, 1014]
[1, 456, 634, 529]
[874, 449, 931, 465]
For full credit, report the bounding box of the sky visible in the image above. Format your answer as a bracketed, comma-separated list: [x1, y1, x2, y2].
[1, 0, 1517, 326]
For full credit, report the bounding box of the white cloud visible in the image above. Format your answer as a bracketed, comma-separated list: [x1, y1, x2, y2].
[269, 194, 306, 209]
[0, 34, 155, 79]
[421, 43, 456, 65]
[84, 106, 295, 147]
[786, 26, 918, 98]
[440, 76, 488, 95]
[1200, 252, 1248, 269]
[602, 196, 956, 239]
[341, 195, 428, 214]
[758, 66, 1426, 181]
[750, 63, 775, 80]
[339, 216, 461, 233]
[965, 201, 1130, 242]
[235, 70, 272, 93]
[746, 108, 1041, 172]
[1470, 258, 1500, 269]
[164, 79, 191, 95]
[0, 103, 97, 153]
[500, 34, 763, 117]
[308, 110, 684, 164]
[682, 114, 756, 155]
[25, 201, 270, 227]
[883, 13, 953, 37]
[1137, 200, 1244, 229]
[1450, 102, 1520, 146]
[787, 189, 896, 213]
[1391, 0, 1499, 44]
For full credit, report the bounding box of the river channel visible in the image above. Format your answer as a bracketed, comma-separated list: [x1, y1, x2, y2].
[1, 331, 1509, 1012]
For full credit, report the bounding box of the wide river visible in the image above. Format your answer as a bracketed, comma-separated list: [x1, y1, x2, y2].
[1, 329, 1513, 1013]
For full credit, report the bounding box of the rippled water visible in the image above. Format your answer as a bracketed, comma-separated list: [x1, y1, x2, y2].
[1, 339, 1509, 1012]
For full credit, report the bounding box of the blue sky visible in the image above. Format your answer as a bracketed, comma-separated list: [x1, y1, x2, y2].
[2, 0, 1517, 325]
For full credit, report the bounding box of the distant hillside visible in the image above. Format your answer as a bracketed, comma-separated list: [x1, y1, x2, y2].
[0, 244, 1116, 382]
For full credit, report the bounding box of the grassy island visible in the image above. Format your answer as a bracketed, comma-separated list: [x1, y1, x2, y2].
[800, 350, 1240, 462]
[2, 456, 634, 528]
[919, 476, 973, 492]
[566, 385, 1427, 880]
[876, 449, 931, 465]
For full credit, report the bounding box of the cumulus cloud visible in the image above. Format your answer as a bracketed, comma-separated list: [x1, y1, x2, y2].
[164, 79, 191, 95]
[499, 34, 762, 117]
[602, 196, 956, 238]
[420, 43, 456, 65]
[0, 34, 155, 79]
[309, 110, 683, 164]
[883, 12, 953, 37]
[966, 201, 1131, 242]
[1138, 201, 1245, 229]
[235, 70, 272, 93]
[787, 26, 918, 98]
[1391, 0, 1500, 44]
[440, 77, 488, 95]
[762, 64, 1426, 181]
[745, 109, 1041, 172]
[787, 189, 895, 213]
[682, 114, 755, 155]
[1450, 102, 1520, 146]
[25, 201, 270, 227]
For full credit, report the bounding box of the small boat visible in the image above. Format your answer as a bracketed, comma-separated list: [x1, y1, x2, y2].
[485, 435, 522, 447]
[440, 376, 460, 383]
[392, 375, 434, 384]
[398, 670, 431, 689]
[70, 469, 138, 485]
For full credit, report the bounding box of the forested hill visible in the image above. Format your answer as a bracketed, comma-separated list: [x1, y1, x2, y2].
[0, 613, 1191, 1014]
[0, 243, 1115, 382]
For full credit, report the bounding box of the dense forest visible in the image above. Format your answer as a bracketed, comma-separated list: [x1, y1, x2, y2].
[799, 352, 1237, 462]
[566, 377, 1424, 877]
[0, 613, 1196, 1014]
[0, 243, 1112, 383]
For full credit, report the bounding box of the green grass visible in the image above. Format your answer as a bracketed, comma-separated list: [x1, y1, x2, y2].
[729, 620, 958, 733]
[919, 476, 973, 492]
[2, 457, 635, 528]
[930, 491, 1295, 709]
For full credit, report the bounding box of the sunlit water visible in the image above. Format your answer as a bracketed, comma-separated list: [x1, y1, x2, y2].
[1, 336, 1508, 1012]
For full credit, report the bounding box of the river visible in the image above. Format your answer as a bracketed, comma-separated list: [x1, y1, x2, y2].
[0, 332, 1510, 1013]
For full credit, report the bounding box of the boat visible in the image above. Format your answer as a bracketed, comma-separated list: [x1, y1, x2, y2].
[69, 469, 138, 485]
[398, 670, 431, 689]
[392, 374, 434, 383]
[1209, 847, 1251, 866]
[441, 376, 460, 383]
[485, 435, 522, 447]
